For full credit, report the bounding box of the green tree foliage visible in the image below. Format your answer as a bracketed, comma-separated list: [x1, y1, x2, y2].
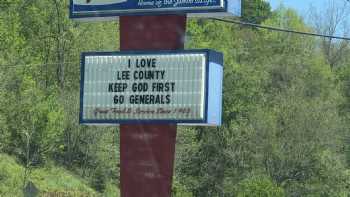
[235, 175, 285, 197]
[335, 59, 350, 167]
[0, 0, 120, 194]
[178, 7, 349, 197]
[1, 64, 64, 166]
[242, 0, 272, 24]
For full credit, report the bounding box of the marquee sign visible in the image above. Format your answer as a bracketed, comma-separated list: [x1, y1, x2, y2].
[80, 50, 223, 125]
[70, 0, 241, 20]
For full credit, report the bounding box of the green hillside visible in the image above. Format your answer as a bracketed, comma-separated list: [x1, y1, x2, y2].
[0, 154, 107, 197]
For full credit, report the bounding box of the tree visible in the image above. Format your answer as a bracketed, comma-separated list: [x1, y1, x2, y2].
[242, 0, 272, 24]
[308, 0, 350, 69]
[179, 7, 349, 197]
[336, 63, 350, 166]
[235, 175, 285, 197]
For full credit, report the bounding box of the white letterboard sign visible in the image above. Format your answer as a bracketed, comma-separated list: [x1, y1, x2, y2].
[70, 0, 241, 20]
[80, 50, 223, 125]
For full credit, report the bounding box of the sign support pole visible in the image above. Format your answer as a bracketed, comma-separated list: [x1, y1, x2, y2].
[119, 15, 187, 197]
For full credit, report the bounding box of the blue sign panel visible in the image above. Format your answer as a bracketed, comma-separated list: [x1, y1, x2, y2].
[70, 0, 241, 20]
[79, 49, 223, 126]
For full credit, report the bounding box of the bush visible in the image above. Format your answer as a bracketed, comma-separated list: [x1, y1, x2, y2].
[236, 175, 285, 197]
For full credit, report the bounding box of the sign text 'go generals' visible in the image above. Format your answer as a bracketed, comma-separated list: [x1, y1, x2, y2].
[70, 0, 241, 19]
[80, 50, 223, 125]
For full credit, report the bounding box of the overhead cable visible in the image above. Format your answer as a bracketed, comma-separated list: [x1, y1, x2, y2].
[209, 18, 350, 41]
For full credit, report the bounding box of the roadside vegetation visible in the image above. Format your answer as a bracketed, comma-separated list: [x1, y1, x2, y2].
[0, 0, 349, 196]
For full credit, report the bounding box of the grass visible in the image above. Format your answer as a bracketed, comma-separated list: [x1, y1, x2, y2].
[30, 166, 97, 196]
[0, 154, 24, 196]
[0, 153, 98, 196]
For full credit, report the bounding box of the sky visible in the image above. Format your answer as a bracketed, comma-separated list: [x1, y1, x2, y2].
[266, 0, 350, 37]
[267, 0, 329, 15]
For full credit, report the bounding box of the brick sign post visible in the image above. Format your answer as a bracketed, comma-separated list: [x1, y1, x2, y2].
[119, 15, 186, 197]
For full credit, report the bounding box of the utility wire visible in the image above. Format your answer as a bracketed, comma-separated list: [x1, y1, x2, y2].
[209, 18, 350, 41]
[2, 19, 350, 67]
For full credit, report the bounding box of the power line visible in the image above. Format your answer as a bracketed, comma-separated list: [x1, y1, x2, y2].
[1, 18, 350, 68]
[209, 18, 350, 41]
